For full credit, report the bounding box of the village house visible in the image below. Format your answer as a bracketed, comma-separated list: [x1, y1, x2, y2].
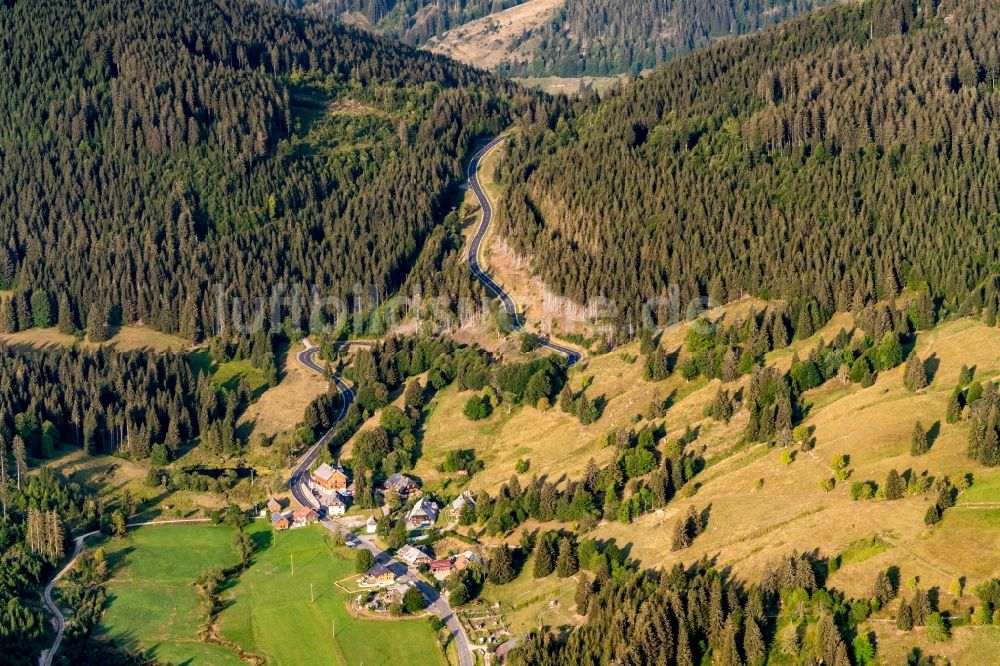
[396, 544, 431, 567]
[405, 497, 439, 530]
[325, 496, 347, 517]
[380, 473, 420, 499]
[450, 490, 476, 519]
[365, 515, 378, 534]
[311, 463, 350, 491]
[360, 563, 397, 588]
[270, 511, 292, 531]
[429, 558, 454, 581]
[292, 507, 319, 527]
[453, 550, 483, 571]
[265, 496, 283, 514]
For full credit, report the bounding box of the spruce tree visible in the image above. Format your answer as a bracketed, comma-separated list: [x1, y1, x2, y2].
[555, 537, 578, 577]
[884, 469, 905, 500]
[903, 353, 927, 391]
[57, 292, 76, 334]
[671, 518, 689, 551]
[488, 543, 516, 584]
[945, 387, 963, 423]
[30, 290, 51, 328]
[86, 303, 110, 342]
[574, 574, 592, 614]
[0, 297, 17, 333]
[533, 533, 556, 578]
[910, 420, 929, 455]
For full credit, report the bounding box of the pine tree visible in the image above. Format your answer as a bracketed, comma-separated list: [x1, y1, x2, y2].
[559, 384, 574, 413]
[903, 353, 927, 391]
[0, 437, 7, 519]
[488, 544, 516, 584]
[896, 598, 914, 630]
[87, 302, 110, 342]
[910, 420, 929, 455]
[555, 537, 578, 577]
[574, 574, 592, 614]
[0, 296, 17, 333]
[671, 518, 690, 551]
[924, 503, 941, 525]
[946, 387, 963, 423]
[744, 618, 766, 666]
[884, 468, 905, 500]
[872, 569, 894, 607]
[533, 533, 556, 578]
[30, 290, 51, 328]
[57, 292, 76, 334]
[12, 435, 26, 490]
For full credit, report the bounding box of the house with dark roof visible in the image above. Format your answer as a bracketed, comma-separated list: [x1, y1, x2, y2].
[360, 564, 397, 588]
[405, 497, 439, 530]
[381, 473, 420, 498]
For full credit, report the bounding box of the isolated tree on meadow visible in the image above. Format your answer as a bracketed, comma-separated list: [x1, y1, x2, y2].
[910, 420, 929, 455]
[904, 353, 927, 391]
[884, 469, 905, 500]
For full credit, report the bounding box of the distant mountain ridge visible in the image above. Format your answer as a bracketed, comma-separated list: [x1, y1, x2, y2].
[276, 0, 837, 77]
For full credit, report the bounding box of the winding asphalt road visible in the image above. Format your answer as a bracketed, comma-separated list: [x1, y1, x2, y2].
[291, 340, 476, 666]
[467, 136, 583, 367]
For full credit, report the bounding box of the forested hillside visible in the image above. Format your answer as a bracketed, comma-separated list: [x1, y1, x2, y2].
[0, 0, 557, 343]
[497, 0, 1000, 333]
[499, 0, 834, 77]
[276, 0, 832, 77]
[276, 0, 528, 45]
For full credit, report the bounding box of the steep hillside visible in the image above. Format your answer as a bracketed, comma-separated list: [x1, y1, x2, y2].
[497, 0, 1000, 333]
[276, 0, 834, 77]
[0, 0, 555, 343]
[434, 0, 836, 77]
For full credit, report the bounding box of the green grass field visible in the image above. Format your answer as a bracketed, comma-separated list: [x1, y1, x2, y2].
[90, 523, 245, 665]
[88, 522, 445, 666]
[218, 522, 445, 666]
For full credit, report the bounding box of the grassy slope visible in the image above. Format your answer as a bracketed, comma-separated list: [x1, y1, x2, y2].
[0, 325, 187, 354]
[417, 311, 1000, 661]
[89, 524, 245, 665]
[218, 522, 444, 666]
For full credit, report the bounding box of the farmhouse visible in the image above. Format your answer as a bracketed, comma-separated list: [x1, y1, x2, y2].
[450, 490, 476, 518]
[312, 463, 350, 491]
[270, 512, 292, 531]
[405, 497, 439, 530]
[396, 544, 431, 567]
[381, 473, 420, 498]
[292, 507, 319, 527]
[360, 564, 397, 588]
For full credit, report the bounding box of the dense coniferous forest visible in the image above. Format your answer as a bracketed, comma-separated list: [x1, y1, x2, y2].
[501, 0, 833, 77]
[497, 0, 1000, 334]
[0, 343, 223, 462]
[0, 0, 561, 343]
[510, 552, 862, 665]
